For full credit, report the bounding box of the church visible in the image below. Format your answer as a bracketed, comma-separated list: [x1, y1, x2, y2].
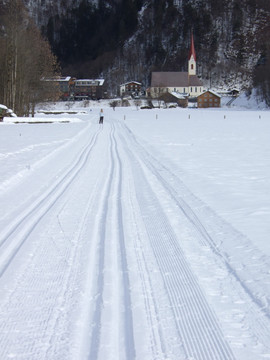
[149, 34, 203, 98]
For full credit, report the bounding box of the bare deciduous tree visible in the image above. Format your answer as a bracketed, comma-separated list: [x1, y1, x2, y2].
[0, 0, 60, 116]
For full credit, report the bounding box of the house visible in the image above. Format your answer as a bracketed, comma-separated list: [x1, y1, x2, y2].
[41, 76, 75, 100]
[217, 88, 240, 97]
[228, 88, 240, 97]
[149, 33, 203, 98]
[74, 79, 106, 100]
[58, 77, 75, 100]
[120, 81, 142, 97]
[158, 92, 188, 108]
[197, 90, 221, 108]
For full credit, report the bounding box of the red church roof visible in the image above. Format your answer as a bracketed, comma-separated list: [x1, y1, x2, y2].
[189, 33, 196, 61]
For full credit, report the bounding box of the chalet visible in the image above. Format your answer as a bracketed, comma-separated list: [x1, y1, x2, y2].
[149, 34, 203, 98]
[197, 90, 221, 108]
[120, 81, 142, 97]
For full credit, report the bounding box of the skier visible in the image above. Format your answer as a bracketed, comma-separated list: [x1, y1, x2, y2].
[99, 109, 104, 124]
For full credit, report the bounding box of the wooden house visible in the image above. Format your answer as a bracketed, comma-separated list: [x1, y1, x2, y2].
[120, 81, 142, 97]
[197, 90, 221, 108]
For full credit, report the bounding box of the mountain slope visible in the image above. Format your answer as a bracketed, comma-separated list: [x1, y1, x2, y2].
[23, 0, 270, 96]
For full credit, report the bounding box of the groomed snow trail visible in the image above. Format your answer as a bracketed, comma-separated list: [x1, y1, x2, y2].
[0, 115, 269, 359]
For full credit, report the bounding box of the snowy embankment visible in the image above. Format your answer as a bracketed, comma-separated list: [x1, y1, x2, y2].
[0, 103, 270, 359]
[3, 117, 82, 123]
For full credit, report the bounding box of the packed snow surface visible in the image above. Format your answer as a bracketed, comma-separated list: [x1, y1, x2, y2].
[0, 102, 270, 359]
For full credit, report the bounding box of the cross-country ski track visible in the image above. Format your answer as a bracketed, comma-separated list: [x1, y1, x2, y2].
[0, 113, 270, 360]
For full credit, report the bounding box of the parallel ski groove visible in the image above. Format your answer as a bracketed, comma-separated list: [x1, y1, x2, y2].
[113, 126, 136, 360]
[142, 193, 234, 360]
[43, 174, 102, 359]
[87, 126, 115, 360]
[0, 127, 102, 278]
[0, 126, 104, 359]
[1, 115, 268, 359]
[125, 176, 170, 359]
[117, 121, 235, 360]
[120, 121, 270, 329]
[87, 123, 135, 360]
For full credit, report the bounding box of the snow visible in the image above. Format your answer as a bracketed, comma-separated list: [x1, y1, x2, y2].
[201, 89, 222, 98]
[0, 101, 270, 359]
[3, 116, 82, 123]
[229, 89, 268, 110]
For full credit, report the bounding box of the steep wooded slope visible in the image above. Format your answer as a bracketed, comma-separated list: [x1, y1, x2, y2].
[24, 0, 270, 97]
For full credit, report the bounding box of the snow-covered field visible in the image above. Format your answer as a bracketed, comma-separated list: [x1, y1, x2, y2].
[0, 101, 270, 359]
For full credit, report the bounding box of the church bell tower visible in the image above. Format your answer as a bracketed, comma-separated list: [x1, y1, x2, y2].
[188, 33, 196, 76]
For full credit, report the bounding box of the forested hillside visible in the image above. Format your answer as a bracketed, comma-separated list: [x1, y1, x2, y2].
[18, 0, 270, 103]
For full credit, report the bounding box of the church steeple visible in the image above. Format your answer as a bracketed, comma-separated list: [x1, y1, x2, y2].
[188, 32, 196, 76]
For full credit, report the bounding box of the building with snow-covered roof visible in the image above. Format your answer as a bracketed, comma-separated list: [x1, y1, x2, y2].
[119, 81, 142, 97]
[74, 79, 106, 100]
[157, 91, 188, 108]
[149, 33, 203, 98]
[197, 90, 221, 108]
[41, 76, 76, 100]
